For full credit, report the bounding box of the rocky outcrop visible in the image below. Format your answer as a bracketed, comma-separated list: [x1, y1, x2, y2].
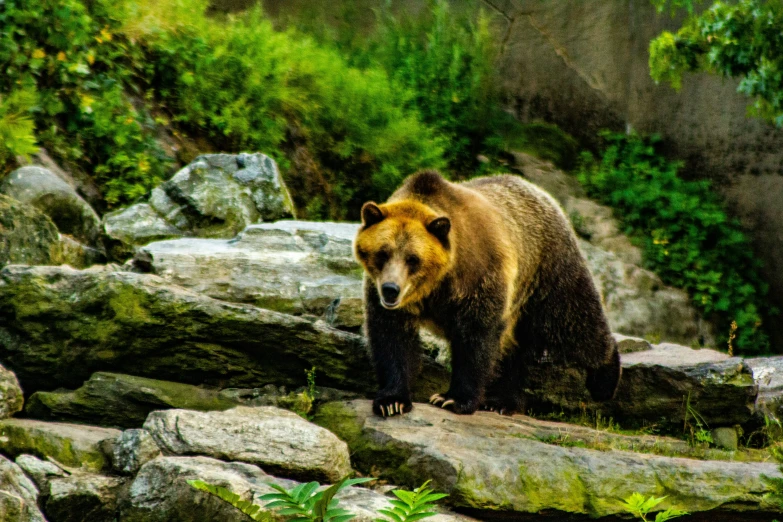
[44, 472, 127, 522]
[0, 264, 447, 400]
[0, 363, 23, 420]
[0, 454, 46, 522]
[2, 166, 102, 247]
[110, 429, 161, 476]
[315, 400, 780, 518]
[103, 153, 295, 259]
[144, 406, 351, 482]
[0, 418, 119, 471]
[26, 372, 239, 429]
[122, 455, 472, 522]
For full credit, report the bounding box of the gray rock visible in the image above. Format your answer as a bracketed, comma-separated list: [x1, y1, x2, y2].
[44, 472, 126, 522]
[712, 427, 739, 451]
[144, 406, 351, 482]
[0, 193, 60, 266]
[110, 429, 161, 475]
[26, 372, 239, 429]
[0, 363, 23, 420]
[134, 221, 363, 328]
[15, 454, 66, 490]
[0, 419, 119, 472]
[2, 166, 102, 246]
[315, 400, 780, 518]
[122, 456, 472, 522]
[747, 356, 783, 420]
[0, 264, 447, 401]
[0, 454, 46, 522]
[528, 343, 757, 429]
[103, 203, 182, 258]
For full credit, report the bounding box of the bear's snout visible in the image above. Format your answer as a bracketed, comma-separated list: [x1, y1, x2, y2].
[381, 282, 401, 306]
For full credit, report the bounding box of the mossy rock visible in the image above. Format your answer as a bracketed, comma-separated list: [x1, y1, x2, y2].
[0, 419, 119, 472]
[0, 194, 60, 266]
[27, 372, 240, 429]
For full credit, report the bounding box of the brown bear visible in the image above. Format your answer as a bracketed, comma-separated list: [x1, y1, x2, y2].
[354, 170, 621, 417]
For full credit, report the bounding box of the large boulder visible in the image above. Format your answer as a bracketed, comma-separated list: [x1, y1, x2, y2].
[1, 166, 102, 246]
[144, 406, 351, 482]
[0, 418, 119, 471]
[0, 454, 46, 522]
[315, 400, 781, 518]
[43, 473, 127, 522]
[103, 153, 295, 259]
[122, 455, 472, 522]
[26, 372, 240, 429]
[134, 221, 363, 328]
[0, 264, 447, 399]
[0, 193, 61, 266]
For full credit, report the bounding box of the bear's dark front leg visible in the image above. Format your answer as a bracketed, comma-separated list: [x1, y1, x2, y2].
[431, 316, 504, 415]
[365, 283, 421, 417]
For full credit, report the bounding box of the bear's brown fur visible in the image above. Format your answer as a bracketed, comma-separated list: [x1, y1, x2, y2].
[354, 170, 621, 416]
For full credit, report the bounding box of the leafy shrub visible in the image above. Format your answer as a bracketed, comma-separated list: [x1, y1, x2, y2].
[0, 89, 39, 171]
[0, 0, 169, 206]
[578, 132, 772, 354]
[620, 492, 688, 522]
[649, 0, 783, 126]
[141, 7, 444, 219]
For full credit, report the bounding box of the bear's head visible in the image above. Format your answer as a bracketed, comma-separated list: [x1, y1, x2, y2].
[354, 200, 452, 310]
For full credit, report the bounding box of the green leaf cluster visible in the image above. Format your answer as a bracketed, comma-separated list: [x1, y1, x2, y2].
[0, 89, 39, 170]
[375, 480, 448, 522]
[649, 0, 783, 126]
[188, 480, 272, 521]
[0, 0, 170, 206]
[578, 132, 773, 354]
[620, 492, 688, 522]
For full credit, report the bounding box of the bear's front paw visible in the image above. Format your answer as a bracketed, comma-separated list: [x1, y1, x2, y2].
[480, 396, 524, 416]
[429, 393, 479, 415]
[373, 395, 412, 417]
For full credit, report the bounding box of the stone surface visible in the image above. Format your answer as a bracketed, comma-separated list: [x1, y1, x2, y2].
[712, 427, 739, 451]
[103, 153, 295, 260]
[0, 193, 61, 266]
[122, 455, 472, 522]
[110, 429, 161, 476]
[133, 221, 364, 328]
[2, 166, 102, 246]
[0, 363, 23, 420]
[0, 419, 119, 471]
[527, 343, 756, 429]
[44, 472, 127, 522]
[0, 264, 447, 399]
[15, 454, 67, 490]
[144, 406, 351, 482]
[315, 400, 781, 518]
[26, 372, 239, 429]
[747, 356, 783, 420]
[0, 454, 46, 522]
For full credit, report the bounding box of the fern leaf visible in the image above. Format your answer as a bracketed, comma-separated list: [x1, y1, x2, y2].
[187, 480, 272, 522]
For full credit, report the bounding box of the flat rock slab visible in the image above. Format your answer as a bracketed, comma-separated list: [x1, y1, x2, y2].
[0, 454, 46, 522]
[144, 406, 351, 482]
[27, 371, 239, 429]
[0, 264, 447, 399]
[527, 343, 757, 429]
[135, 221, 363, 328]
[122, 455, 474, 522]
[0, 418, 119, 472]
[315, 400, 781, 518]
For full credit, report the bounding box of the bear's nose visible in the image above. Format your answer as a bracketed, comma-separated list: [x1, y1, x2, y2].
[381, 283, 400, 304]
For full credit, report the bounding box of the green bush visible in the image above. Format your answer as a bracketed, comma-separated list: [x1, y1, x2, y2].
[0, 0, 169, 206]
[141, 7, 444, 219]
[0, 89, 39, 171]
[578, 132, 772, 354]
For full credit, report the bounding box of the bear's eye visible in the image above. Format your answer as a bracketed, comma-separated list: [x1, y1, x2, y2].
[356, 247, 368, 260]
[406, 255, 421, 273]
[375, 250, 390, 268]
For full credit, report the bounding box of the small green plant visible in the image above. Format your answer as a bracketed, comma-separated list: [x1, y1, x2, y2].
[683, 393, 713, 447]
[375, 480, 448, 522]
[578, 131, 772, 354]
[620, 492, 688, 522]
[189, 476, 448, 522]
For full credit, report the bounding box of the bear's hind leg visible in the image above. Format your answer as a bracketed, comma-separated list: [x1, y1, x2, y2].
[585, 341, 622, 401]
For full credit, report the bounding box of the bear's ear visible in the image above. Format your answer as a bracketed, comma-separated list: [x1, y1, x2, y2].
[361, 202, 385, 228]
[427, 216, 451, 244]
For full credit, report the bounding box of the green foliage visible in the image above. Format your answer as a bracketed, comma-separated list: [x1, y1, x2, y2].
[683, 394, 713, 447]
[0, 89, 39, 170]
[188, 480, 272, 521]
[649, 0, 783, 125]
[142, 7, 444, 219]
[578, 132, 772, 354]
[375, 480, 448, 522]
[0, 0, 169, 206]
[620, 492, 688, 522]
